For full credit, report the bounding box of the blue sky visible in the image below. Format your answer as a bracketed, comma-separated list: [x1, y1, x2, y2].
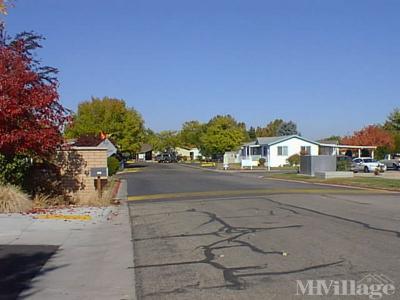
[4, 0, 400, 139]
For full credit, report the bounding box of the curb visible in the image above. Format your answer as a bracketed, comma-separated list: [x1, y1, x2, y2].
[111, 179, 121, 199]
[178, 163, 273, 174]
[115, 179, 128, 201]
[265, 177, 400, 193]
[176, 163, 220, 173]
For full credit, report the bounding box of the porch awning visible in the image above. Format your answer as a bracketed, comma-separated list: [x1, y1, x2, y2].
[319, 143, 377, 150]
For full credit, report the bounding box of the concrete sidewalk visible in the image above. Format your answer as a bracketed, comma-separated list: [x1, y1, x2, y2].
[0, 180, 135, 300]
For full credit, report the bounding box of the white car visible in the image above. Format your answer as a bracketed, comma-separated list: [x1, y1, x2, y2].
[352, 157, 387, 173]
[380, 154, 400, 170]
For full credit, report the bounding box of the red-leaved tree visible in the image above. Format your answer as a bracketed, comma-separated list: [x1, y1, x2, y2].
[341, 125, 394, 149]
[0, 28, 69, 159]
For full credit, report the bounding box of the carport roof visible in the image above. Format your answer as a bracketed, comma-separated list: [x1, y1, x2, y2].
[319, 143, 377, 149]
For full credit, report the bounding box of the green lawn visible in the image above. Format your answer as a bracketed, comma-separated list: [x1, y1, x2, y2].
[270, 166, 298, 171]
[267, 173, 400, 191]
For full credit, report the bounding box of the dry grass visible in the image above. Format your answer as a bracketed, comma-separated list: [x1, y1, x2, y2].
[73, 180, 116, 207]
[74, 193, 112, 206]
[0, 179, 118, 212]
[0, 185, 32, 213]
[32, 193, 71, 208]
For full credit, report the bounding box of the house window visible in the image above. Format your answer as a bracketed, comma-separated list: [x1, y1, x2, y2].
[301, 146, 311, 155]
[277, 146, 288, 156]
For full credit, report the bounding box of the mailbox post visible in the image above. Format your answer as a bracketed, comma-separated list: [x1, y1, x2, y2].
[90, 167, 108, 199]
[96, 171, 102, 198]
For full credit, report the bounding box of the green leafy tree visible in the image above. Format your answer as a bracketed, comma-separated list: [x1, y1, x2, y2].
[157, 130, 181, 151]
[319, 135, 341, 143]
[390, 132, 400, 153]
[375, 146, 391, 160]
[256, 119, 284, 137]
[179, 121, 204, 148]
[65, 97, 144, 154]
[383, 108, 400, 153]
[143, 129, 161, 151]
[384, 108, 400, 131]
[142, 129, 181, 152]
[200, 115, 245, 157]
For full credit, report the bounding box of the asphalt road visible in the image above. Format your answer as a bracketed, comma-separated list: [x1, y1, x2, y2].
[124, 163, 400, 299]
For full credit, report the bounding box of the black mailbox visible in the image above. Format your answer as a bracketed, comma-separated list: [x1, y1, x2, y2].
[90, 167, 108, 177]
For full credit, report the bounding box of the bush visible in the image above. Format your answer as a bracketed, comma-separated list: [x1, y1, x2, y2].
[32, 193, 68, 208]
[0, 154, 31, 187]
[259, 157, 266, 166]
[24, 161, 63, 197]
[375, 146, 390, 160]
[108, 156, 120, 176]
[336, 157, 352, 171]
[287, 154, 300, 166]
[0, 184, 32, 213]
[74, 179, 116, 206]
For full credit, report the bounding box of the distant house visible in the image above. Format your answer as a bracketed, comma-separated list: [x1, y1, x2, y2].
[239, 135, 377, 168]
[175, 147, 201, 160]
[223, 151, 241, 164]
[72, 135, 117, 158]
[137, 144, 153, 161]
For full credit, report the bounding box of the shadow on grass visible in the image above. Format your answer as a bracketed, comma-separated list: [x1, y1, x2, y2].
[0, 245, 62, 300]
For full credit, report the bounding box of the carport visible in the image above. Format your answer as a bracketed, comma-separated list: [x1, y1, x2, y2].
[319, 143, 377, 158]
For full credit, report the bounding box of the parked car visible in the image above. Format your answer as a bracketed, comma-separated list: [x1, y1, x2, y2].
[157, 152, 178, 163]
[380, 154, 400, 170]
[351, 157, 387, 173]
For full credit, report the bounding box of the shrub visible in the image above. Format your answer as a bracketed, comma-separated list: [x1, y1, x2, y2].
[108, 156, 120, 176]
[337, 160, 349, 171]
[73, 179, 116, 206]
[375, 146, 390, 160]
[32, 193, 70, 208]
[24, 161, 63, 197]
[259, 157, 266, 166]
[0, 185, 32, 213]
[287, 154, 300, 166]
[336, 157, 352, 171]
[0, 154, 31, 187]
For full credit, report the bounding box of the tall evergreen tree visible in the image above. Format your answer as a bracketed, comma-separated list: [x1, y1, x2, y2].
[277, 121, 299, 136]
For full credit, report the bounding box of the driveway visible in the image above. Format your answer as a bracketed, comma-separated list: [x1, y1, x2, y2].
[124, 163, 400, 299]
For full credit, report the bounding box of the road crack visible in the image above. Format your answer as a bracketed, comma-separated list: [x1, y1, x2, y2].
[133, 208, 343, 291]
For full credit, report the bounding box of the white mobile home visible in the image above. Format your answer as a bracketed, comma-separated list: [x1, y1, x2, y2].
[239, 135, 377, 169]
[240, 135, 319, 168]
